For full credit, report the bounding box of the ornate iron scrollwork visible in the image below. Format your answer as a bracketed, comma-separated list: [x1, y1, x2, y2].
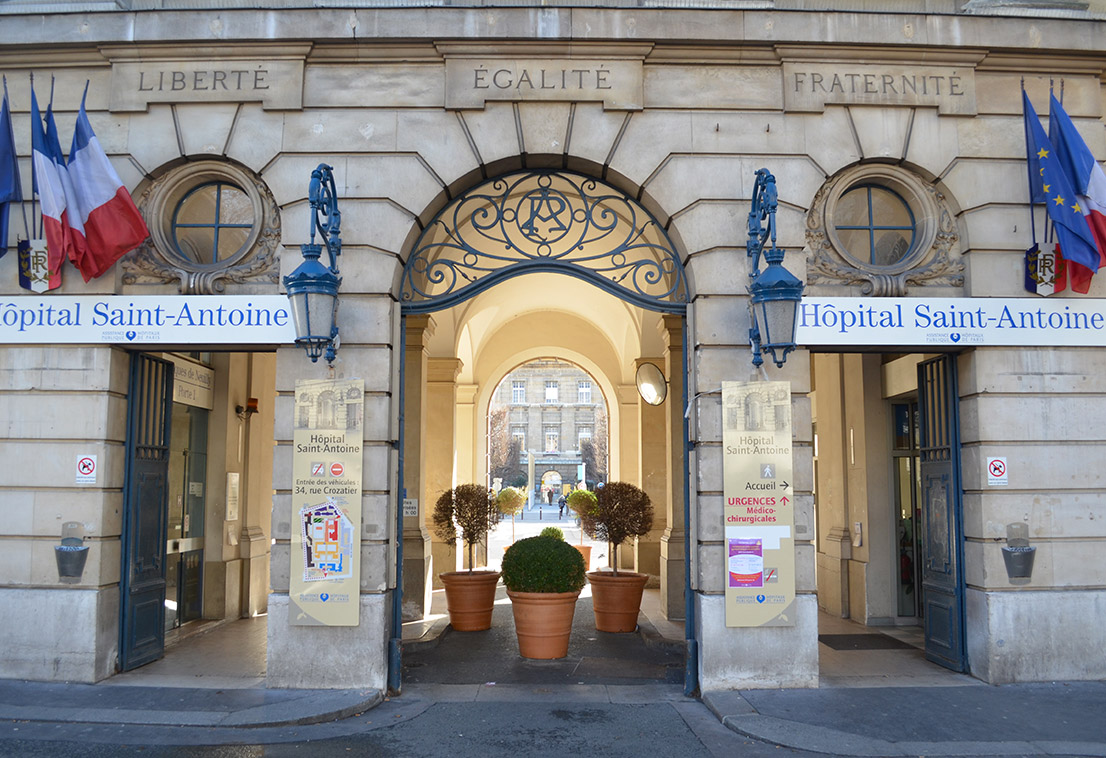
[401, 171, 687, 313]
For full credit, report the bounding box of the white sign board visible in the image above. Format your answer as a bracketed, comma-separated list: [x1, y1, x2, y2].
[797, 297, 1106, 347]
[0, 296, 296, 345]
[76, 455, 97, 484]
[403, 499, 419, 518]
[987, 457, 1009, 486]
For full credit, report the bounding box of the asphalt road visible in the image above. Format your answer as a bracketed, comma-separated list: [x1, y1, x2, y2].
[0, 698, 811, 758]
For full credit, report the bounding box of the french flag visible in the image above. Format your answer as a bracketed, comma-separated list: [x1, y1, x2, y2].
[66, 89, 149, 281]
[1049, 93, 1106, 293]
[30, 88, 75, 280]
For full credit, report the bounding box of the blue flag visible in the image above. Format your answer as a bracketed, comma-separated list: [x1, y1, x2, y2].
[1023, 90, 1100, 272]
[0, 77, 22, 258]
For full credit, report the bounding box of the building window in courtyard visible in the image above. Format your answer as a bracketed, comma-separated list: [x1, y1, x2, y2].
[512, 381, 526, 404]
[545, 381, 559, 404]
[578, 426, 592, 449]
[545, 426, 559, 452]
[578, 380, 592, 404]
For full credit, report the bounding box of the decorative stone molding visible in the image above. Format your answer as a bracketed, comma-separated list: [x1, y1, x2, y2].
[806, 164, 964, 297]
[122, 161, 281, 294]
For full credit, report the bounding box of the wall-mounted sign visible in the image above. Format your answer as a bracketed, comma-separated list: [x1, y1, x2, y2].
[445, 58, 643, 110]
[76, 455, 97, 485]
[290, 377, 365, 627]
[108, 55, 306, 112]
[0, 295, 295, 345]
[226, 472, 241, 521]
[782, 63, 976, 115]
[163, 353, 215, 410]
[987, 457, 1009, 487]
[797, 297, 1106, 347]
[722, 381, 796, 628]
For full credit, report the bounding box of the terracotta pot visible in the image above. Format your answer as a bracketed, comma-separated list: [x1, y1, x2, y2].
[439, 570, 501, 631]
[587, 571, 648, 633]
[573, 544, 592, 569]
[506, 589, 581, 659]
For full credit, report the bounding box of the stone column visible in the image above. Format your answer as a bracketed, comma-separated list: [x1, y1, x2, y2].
[615, 382, 640, 570]
[426, 357, 463, 585]
[402, 315, 434, 621]
[812, 353, 850, 618]
[658, 316, 686, 620]
[635, 358, 665, 580]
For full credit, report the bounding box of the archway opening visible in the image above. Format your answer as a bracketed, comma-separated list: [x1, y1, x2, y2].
[397, 169, 689, 688]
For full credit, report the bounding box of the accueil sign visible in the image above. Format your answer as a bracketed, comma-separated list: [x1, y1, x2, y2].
[722, 381, 796, 628]
[798, 297, 1106, 347]
[0, 295, 295, 344]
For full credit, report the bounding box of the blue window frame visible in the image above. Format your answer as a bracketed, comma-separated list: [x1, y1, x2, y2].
[171, 181, 255, 266]
[834, 184, 916, 267]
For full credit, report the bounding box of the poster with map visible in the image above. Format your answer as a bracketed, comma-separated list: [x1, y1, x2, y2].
[290, 377, 364, 626]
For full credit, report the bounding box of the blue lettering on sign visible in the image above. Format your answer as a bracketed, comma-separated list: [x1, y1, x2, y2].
[798, 302, 903, 334]
[0, 301, 82, 331]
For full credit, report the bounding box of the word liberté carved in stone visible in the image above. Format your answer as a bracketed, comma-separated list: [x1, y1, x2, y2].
[110, 60, 304, 110]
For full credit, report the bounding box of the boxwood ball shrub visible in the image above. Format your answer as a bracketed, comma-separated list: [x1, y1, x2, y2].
[540, 526, 565, 541]
[502, 535, 586, 594]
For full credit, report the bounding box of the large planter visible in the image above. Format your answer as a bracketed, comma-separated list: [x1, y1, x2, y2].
[440, 570, 500, 631]
[573, 544, 592, 570]
[587, 571, 648, 633]
[506, 589, 581, 659]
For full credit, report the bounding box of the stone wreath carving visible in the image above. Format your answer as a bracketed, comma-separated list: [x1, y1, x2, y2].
[806, 166, 964, 297]
[122, 161, 281, 294]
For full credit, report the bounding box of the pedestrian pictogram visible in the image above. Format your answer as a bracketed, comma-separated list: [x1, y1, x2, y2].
[330, 462, 344, 477]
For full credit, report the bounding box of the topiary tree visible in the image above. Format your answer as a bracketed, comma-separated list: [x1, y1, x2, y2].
[540, 526, 565, 541]
[433, 484, 500, 573]
[566, 488, 597, 546]
[502, 535, 586, 594]
[496, 486, 526, 543]
[580, 481, 653, 576]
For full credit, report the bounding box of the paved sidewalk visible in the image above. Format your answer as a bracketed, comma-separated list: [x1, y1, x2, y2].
[0, 678, 380, 728]
[705, 682, 1106, 757]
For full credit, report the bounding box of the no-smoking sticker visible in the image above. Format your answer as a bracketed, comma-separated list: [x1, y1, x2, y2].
[76, 455, 97, 484]
[987, 457, 1008, 486]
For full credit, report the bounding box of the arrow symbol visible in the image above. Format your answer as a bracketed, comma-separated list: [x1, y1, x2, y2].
[781, 480, 790, 490]
[780, 496, 790, 506]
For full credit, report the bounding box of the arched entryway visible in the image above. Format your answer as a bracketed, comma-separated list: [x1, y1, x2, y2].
[393, 168, 692, 691]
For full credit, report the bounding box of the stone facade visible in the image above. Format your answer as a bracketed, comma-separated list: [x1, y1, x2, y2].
[1, 2, 1105, 693]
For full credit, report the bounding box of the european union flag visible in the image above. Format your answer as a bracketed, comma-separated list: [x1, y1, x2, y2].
[1023, 90, 1100, 272]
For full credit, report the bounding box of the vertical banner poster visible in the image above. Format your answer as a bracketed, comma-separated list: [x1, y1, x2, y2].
[722, 381, 796, 627]
[290, 377, 365, 626]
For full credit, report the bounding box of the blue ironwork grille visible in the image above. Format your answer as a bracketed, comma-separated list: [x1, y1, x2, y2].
[401, 171, 688, 313]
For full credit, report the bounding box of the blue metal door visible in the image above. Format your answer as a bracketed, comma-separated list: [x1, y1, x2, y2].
[917, 355, 967, 672]
[119, 354, 174, 671]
